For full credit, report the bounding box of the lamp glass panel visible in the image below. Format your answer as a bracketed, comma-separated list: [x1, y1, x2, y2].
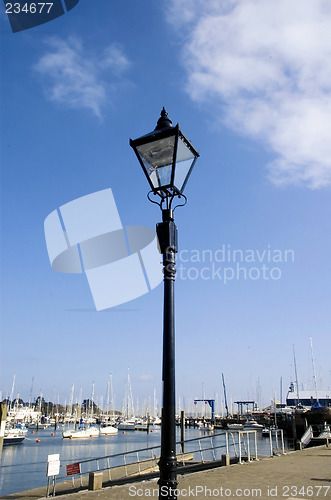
[136, 136, 176, 189]
[174, 137, 196, 191]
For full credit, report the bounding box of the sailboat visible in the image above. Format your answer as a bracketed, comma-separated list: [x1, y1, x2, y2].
[292, 345, 304, 410]
[152, 388, 161, 425]
[118, 369, 136, 430]
[100, 424, 118, 435]
[117, 418, 136, 430]
[63, 423, 100, 439]
[63, 383, 99, 439]
[310, 337, 323, 411]
[100, 374, 118, 435]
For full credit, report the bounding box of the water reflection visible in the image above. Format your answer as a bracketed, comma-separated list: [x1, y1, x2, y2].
[0, 426, 282, 497]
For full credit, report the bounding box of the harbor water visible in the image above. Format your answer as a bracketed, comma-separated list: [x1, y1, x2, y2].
[0, 426, 287, 497]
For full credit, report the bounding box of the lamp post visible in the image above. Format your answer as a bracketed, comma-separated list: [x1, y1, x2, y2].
[130, 108, 199, 499]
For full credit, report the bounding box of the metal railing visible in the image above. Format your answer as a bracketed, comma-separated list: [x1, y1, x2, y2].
[269, 428, 285, 455]
[58, 430, 269, 488]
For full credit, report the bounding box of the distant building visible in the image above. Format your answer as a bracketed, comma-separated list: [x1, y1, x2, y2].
[286, 390, 331, 408]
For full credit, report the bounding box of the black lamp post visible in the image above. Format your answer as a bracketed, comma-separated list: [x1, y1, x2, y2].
[130, 108, 199, 499]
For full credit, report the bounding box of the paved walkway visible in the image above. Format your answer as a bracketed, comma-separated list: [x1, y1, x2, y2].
[2, 445, 331, 499]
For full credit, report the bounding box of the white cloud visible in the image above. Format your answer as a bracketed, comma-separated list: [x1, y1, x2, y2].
[99, 45, 131, 74]
[167, 0, 331, 188]
[34, 37, 130, 118]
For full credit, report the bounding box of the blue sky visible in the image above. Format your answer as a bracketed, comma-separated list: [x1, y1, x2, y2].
[1, 0, 331, 413]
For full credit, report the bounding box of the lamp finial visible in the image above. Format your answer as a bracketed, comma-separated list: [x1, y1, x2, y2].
[155, 107, 173, 130]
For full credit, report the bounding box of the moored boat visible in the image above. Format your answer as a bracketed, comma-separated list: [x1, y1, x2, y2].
[4, 428, 26, 445]
[99, 425, 118, 435]
[117, 418, 136, 431]
[62, 427, 76, 438]
[243, 418, 263, 430]
[227, 423, 244, 430]
[27, 421, 51, 430]
[63, 426, 99, 439]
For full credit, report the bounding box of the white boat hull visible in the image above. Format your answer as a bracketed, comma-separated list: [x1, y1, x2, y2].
[63, 427, 100, 439]
[100, 426, 118, 435]
[3, 429, 26, 445]
[227, 424, 244, 430]
[28, 422, 51, 430]
[4, 435, 25, 445]
[243, 419, 263, 430]
[117, 422, 136, 430]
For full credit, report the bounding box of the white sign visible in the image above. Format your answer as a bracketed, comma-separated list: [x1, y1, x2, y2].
[47, 454, 60, 462]
[47, 454, 60, 477]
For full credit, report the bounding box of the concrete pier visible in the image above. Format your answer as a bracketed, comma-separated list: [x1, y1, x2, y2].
[1, 445, 330, 499]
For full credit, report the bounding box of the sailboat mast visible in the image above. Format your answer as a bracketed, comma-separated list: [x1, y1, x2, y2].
[28, 376, 34, 408]
[106, 379, 110, 417]
[109, 374, 114, 419]
[127, 369, 134, 417]
[68, 384, 74, 417]
[9, 375, 16, 410]
[309, 337, 319, 403]
[52, 386, 56, 418]
[293, 345, 300, 405]
[78, 388, 82, 420]
[222, 373, 229, 418]
[91, 382, 95, 419]
[153, 388, 157, 418]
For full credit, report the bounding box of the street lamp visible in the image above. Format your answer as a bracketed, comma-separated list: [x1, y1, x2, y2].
[130, 108, 199, 499]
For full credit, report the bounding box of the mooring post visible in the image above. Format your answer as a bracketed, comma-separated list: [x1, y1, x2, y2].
[291, 416, 301, 450]
[0, 404, 7, 461]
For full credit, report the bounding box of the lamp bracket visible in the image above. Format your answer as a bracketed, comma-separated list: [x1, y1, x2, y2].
[171, 193, 187, 211]
[147, 190, 187, 212]
[147, 190, 163, 209]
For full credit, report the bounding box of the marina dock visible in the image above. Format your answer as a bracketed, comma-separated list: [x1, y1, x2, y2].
[2, 444, 330, 499]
